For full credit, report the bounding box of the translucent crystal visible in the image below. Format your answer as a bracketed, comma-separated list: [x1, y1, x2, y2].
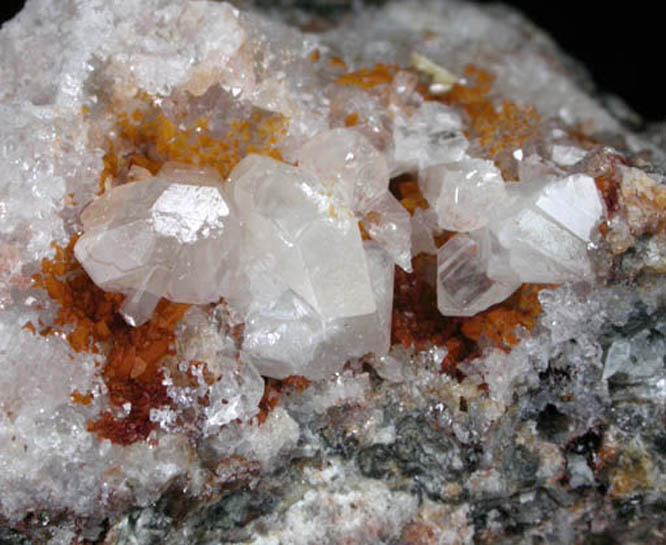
[74, 165, 240, 325]
[297, 128, 390, 215]
[551, 144, 587, 166]
[422, 158, 507, 232]
[492, 207, 593, 283]
[229, 153, 376, 320]
[298, 129, 412, 271]
[533, 174, 604, 242]
[242, 243, 393, 380]
[488, 174, 604, 283]
[202, 359, 264, 435]
[410, 207, 440, 256]
[437, 231, 520, 316]
[392, 101, 468, 174]
[363, 192, 413, 272]
[603, 330, 666, 381]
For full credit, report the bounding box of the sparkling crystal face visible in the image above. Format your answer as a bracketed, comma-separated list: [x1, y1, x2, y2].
[151, 184, 231, 243]
[74, 167, 241, 325]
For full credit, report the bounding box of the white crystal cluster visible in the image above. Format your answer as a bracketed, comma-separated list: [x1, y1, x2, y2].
[389, 99, 606, 316]
[75, 127, 401, 380]
[74, 164, 241, 326]
[433, 172, 604, 315]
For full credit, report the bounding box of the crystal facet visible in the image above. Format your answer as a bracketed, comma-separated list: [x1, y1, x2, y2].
[229, 153, 376, 321]
[422, 158, 507, 232]
[437, 231, 520, 317]
[392, 101, 468, 174]
[75, 165, 240, 325]
[242, 242, 394, 379]
[488, 174, 604, 283]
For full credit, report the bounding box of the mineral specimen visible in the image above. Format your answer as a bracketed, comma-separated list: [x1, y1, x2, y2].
[1, 0, 666, 544]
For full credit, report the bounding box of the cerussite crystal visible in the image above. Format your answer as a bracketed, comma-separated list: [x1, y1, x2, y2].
[74, 165, 240, 325]
[228, 153, 376, 321]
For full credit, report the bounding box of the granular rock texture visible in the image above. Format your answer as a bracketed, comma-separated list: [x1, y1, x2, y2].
[1, 1, 665, 544]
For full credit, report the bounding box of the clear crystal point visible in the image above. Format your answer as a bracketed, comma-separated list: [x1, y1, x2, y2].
[422, 158, 507, 232]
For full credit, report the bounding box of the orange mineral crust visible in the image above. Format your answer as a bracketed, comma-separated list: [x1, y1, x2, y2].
[32, 236, 190, 445]
[439, 65, 541, 168]
[98, 93, 288, 194]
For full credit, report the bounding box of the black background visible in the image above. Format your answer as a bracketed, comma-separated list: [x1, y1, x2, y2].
[0, 1, 662, 122]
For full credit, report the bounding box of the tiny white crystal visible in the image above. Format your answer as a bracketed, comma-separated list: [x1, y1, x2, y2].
[202, 358, 264, 435]
[551, 144, 587, 166]
[437, 231, 520, 317]
[74, 165, 240, 325]
[392, 101, 468, 174]
[422, 158, 507, 232]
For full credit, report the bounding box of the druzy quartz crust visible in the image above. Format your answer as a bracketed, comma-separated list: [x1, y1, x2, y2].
[1, 1, 666, 544]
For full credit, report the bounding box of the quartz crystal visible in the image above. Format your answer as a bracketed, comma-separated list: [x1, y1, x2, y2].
[74, 165, 240, 325]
